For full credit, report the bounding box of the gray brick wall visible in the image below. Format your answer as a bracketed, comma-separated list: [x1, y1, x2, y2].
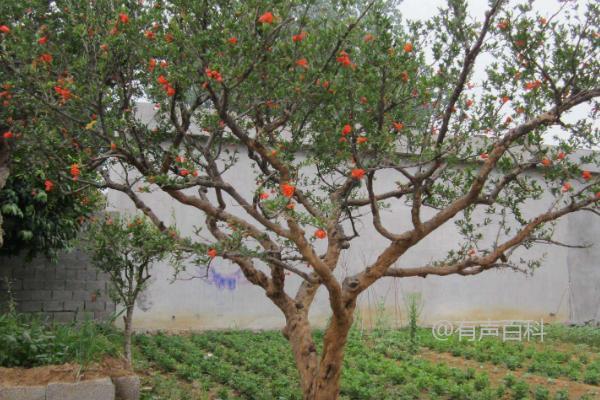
[0, 249, 116, 323]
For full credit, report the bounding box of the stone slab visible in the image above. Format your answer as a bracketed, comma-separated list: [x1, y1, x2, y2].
[112, 375, 140, 400]
[46, 378, 115, 400]
[0, 386, 46, 400]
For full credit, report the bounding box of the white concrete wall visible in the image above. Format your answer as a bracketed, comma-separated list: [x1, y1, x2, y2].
[105, 144, 600, 331]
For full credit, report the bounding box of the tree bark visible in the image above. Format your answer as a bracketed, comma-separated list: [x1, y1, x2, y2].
[284, 308, 355, 400]
[123, 305, 134, 368]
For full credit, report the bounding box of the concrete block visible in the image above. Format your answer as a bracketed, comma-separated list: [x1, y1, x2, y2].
[112, 375, 140, 400]
[17, 301, 43, 312]
[22, 280, 46, 290]
[77, 270, 97, 280]
[53, 311, 76, 323]
[63, 301, 82, 312]
[43, 300, 64, 312]
[52, 290, 73, 300]
[35, 268, 56, 281]
[75, 311, 95, 321]
[85, 300, 106, 312]
[0, 385, 46, 400]
[68, 280, 87, 290]
[72, 290, 91, 302]
[86, 281, 106, 291]
[18, 290, 52, 301]
[54, 269, 67, 280]
[65, 270, 78, 280]
[46, 378, 115, 400]
[46, 280, 66, 290]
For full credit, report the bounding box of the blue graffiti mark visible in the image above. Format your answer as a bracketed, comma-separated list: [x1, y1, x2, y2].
[206, 268, 245, 291]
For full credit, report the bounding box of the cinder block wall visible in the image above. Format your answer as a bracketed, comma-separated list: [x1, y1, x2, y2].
[0, 249, 116, 323]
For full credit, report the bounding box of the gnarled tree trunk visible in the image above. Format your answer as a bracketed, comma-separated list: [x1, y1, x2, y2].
[123, 305, 135, 367]
[284, 307, 355, 400]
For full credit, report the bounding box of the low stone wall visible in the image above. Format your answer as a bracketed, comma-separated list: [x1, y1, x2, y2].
[0, 376, 139, 400]
[0, 249, 115, 323]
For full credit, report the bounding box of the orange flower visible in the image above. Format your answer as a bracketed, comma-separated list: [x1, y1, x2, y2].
[292, 31, 307, 42]
[119, 13, 129, 24]
[44, 179, 54, 192]
[179, 168, 189, 176]
[175, 155, 185, 163]
[401, 71, 409, 82]
[281, 183, 295, 198]
[596, 192, 600, 199]
[205, 68, 223, 82]
[54, 86, 72, 102]
[342, 124, 352, 135]
[258, 12, 274, 24]
[524, 80, 541, 90]
[0, 25, 10, 33]
[192, 170, 199, 177]
[38, 36, 48, 45]
[110, 142, 117, 151]
[314, 229, 327, 239]
[3, 131, 13, 139]
[351, 168, 365, 180]
[39, 53, 53, 63]
[556, 152, 566, 160]
[393, 122, 404, 131]
[339, 137, 347, 143]
[465, 99, 473, 108]
[286, 202, 295, 210]
[70, 163, 80, 180]
[148, 58, 157, 72]
[336, 50, 352, 67]
[480, 153, 489, 160]
[157, 75, 169, 85]
[363, 33, 374, 43]
[259, 192, 269, 200]
[403, 42, 413, 53]
[497, 20, 509, 30]
[165, 84, 176, 97]
[356, 137, 368, 144]
[144, 30, 155, 40]
[207, 248, 218, 258]
[541, 158, 551, 167]
[164, 32, 174, 43]
[100, 44, 109, 52]
[360, 96, 368, 104]
[561, 182, 572, 192]
[295, 58, 309, 69]
[582, 170, 592, 181]
[228, 36, 238, 44]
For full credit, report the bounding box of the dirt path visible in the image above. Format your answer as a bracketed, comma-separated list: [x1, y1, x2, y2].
[420, 349, 599, 399]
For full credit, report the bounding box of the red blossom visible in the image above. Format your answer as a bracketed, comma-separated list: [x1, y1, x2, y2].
[70, 163, 80, 180]
[480, 153, 489, 160]
[165, 84, 176, 97]
[403, 42, 413, 53]
[144, 30, 155, 40]
[497, 20, 509, 30]
[39, 53, 53, 63]
[157, 75, 169, 85]
[314, 229, 327, 239]
[466, 99, 473, 108]
[54, 86, 72, 102]
[295, 58, 309, 69]
[356, 137, 368, 144]
[556, 152, 566, 160]
[179, 168, 189, 176]
[207, 248, 217, 258]
[165, 32, 174, 43]
[119, 13, 129, 24]
[281, 183, 295, 198]
[205, 68, 223, 82]
[393, 122, 404, 131]
[582, 170, 592, 181]
[351, 168, 365, 180]
[342, 124, 352, 135]
[38, 36, 48, 45]
[259, 192, 270, 200]
[258, 12, 274, 24]
[148, 58, 157, 72]
[228, 36, 238, 44]
[363, 33, 374, 43]
[562, 182, 572, 192]
[3, 131, 13, 139]
[524, 80, 541, 90]
[292, 31, 307, 42]
[44, 179, 54, 192]
[110, 142, 117, 151]
[0, 25, 10, 33]
[336, 50, 353, 67]
[541, 158, 551, 167]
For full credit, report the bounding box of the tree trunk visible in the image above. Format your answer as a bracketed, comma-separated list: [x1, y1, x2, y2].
[123, 305, 134, 368]
[284, 310, 354, 400]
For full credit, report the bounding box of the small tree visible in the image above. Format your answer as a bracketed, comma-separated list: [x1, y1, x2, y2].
[87, 214, 179, 366]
